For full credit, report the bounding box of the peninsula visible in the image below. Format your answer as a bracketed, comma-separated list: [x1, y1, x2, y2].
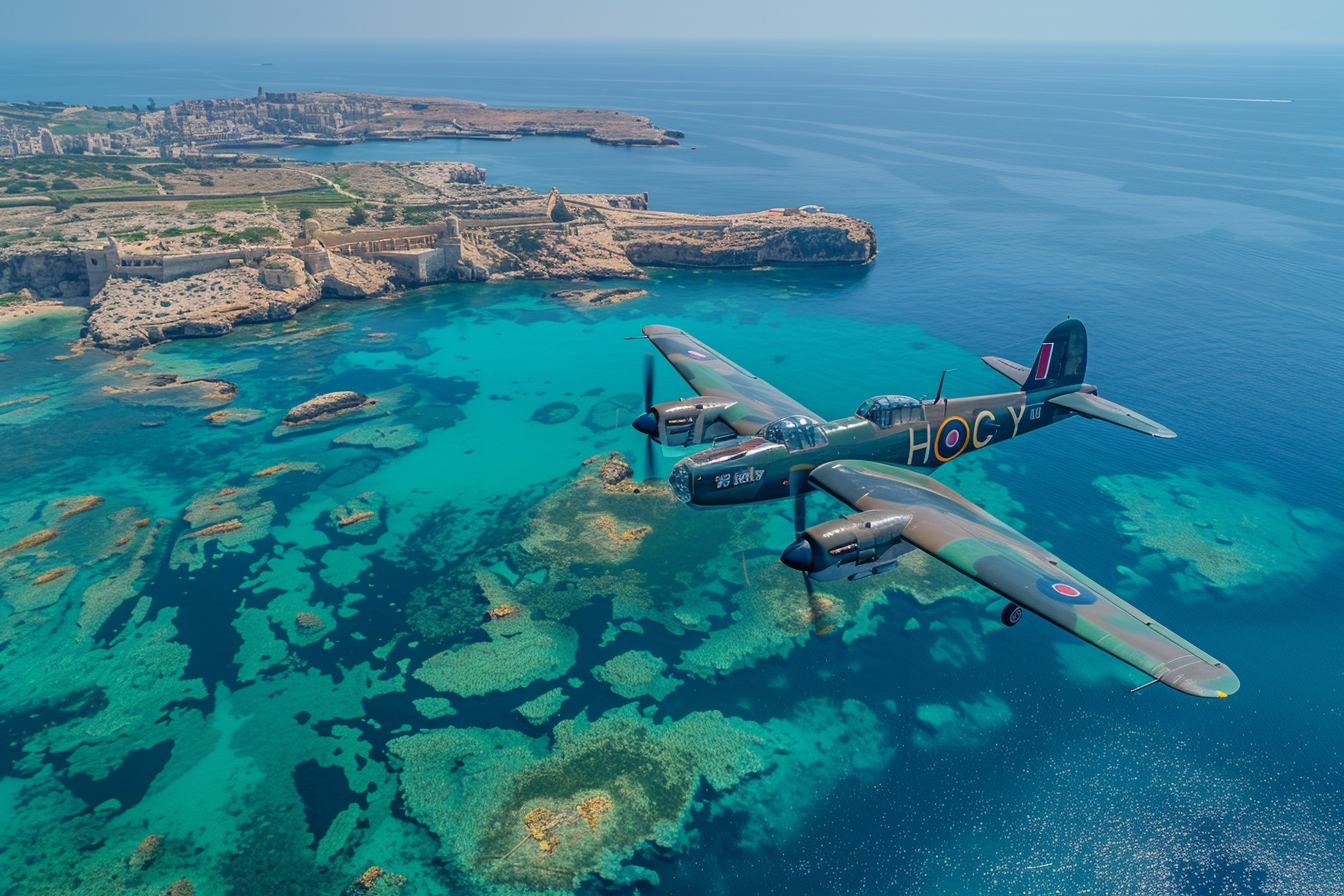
[0, 90, 682, 154]
[0, 93, 876, 351]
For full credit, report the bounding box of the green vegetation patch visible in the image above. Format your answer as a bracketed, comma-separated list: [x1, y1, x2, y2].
[186, 187, 352, 213]
[158, 225, 220, 238]
[46, 109, 139, 135]
[219, 226, 282, 245]
[54, 184, 160, 202]
[0, 156, 143, 182]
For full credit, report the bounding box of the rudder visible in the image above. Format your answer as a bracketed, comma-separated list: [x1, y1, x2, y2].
[1024, 318, 1086, 392]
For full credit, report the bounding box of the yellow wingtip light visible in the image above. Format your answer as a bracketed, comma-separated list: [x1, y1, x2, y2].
[1217, 691, 1228, 699]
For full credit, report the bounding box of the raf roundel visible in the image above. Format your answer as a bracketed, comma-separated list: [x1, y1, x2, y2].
[686, 349, 709, 360]
[1036, 576, 1096, 605]
[934, 416, 970, 462]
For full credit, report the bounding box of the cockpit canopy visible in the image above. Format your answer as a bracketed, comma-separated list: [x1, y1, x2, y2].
[856, 395, 925, 429]
[758, 415, 829, 453]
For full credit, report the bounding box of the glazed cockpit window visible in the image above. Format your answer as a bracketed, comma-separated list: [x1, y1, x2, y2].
[759, 415, 829, 452]
[856, 395, 925, 429]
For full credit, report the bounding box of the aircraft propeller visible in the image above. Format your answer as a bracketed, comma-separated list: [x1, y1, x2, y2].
[633, 352, 658, 478]
[787, 468, 818, 605]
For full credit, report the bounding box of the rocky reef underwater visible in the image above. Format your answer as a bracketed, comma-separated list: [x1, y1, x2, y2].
[1, 274, 1340, 896]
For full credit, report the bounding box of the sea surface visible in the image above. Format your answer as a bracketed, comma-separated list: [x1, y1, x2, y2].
[1, 43, 1343, 896]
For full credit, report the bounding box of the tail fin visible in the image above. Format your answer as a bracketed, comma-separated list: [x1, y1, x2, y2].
[981, 318, 1087, 392]
[1024, 318, 1086, 392]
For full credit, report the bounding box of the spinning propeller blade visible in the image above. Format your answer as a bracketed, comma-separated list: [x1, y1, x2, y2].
[640, 352, 657, 478]
[787, 469, 820, 606]
[642, 351, 655, 412]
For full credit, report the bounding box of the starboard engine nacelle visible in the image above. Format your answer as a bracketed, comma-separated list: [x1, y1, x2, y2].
[779, 509, 915, 582]
[633, 398, 738, 447]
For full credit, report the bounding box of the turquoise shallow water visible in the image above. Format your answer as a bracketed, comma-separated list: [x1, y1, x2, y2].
[1, 43, 1343, 896]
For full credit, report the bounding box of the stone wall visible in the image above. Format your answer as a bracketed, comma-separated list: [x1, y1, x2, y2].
[82, 239, 316, 295]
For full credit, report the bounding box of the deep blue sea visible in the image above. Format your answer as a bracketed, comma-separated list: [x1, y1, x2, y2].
[1, 43, 1342, 896]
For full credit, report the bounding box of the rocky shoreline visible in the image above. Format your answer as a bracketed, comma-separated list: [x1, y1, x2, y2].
[1, 96, 876, 352]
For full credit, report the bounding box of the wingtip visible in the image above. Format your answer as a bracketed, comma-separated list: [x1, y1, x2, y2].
[1163, 665, 1239, 699]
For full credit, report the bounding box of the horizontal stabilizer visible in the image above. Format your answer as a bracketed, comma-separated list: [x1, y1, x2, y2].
[1049, 390, 1176, 439]
[982, 355, 1030, 387]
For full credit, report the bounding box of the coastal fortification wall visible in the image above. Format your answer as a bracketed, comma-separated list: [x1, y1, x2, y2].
[82, 239, 324, 295]
[302, 220, 463, 284]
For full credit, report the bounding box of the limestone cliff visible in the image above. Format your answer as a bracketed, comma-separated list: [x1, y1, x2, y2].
[620, 212, 877, 268]
[0, 249, 91, 301]
[87, 266, 322, 351]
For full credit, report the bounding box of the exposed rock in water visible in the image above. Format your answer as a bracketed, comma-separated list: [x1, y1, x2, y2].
[598, 455, 632, 488]
[103, 374, 238, 408]
[204, 408, 263, 426]
[549, 287, 648, 308]
[282, 391, 373, 426]
[295, 611, 325, 631]
[128, 834, 164, 870]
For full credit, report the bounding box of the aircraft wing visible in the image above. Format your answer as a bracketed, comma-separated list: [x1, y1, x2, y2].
[643, 325, 823, 435]
[808, 459, 1239, 699]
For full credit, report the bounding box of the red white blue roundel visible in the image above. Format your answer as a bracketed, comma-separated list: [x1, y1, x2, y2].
[1036, 576, 1097, 604]
[934, 416, 970, 462]
[686, 350, 709, 360]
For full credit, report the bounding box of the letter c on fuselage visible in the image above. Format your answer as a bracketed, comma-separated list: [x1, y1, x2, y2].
[973, 409, 996, 449]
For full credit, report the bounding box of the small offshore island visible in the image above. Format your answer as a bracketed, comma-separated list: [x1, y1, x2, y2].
[0, 91, 876, 352]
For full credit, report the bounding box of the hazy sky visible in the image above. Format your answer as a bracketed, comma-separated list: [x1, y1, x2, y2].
[8, 0, 1343, 43]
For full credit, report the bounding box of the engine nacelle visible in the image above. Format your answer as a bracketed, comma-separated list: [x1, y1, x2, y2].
[780, 509, 914, 582]
[641, 398, 739, 447]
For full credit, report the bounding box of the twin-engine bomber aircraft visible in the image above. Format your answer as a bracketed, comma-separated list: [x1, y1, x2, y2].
[631, 319, 1239, 699]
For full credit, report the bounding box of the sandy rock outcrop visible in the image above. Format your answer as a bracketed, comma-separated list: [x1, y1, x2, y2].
[322, 255, 397, 298]
[487, 226, 645, 281]
[282, 391, 374, 426]
[88, 264, 321, 351]
[0, 248, 91, 300]
[103, 374, 237, 408]
[401, 162, 487, 189]
[549, 287, 648, 308]
[621, 212, 877, 268]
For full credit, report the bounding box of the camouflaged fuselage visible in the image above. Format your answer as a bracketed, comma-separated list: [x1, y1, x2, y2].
[673, 387, 1076, 507]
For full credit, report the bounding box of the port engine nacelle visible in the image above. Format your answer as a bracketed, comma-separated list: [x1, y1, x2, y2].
[634, 398, 738, 447]
[780, 509, 915, 582]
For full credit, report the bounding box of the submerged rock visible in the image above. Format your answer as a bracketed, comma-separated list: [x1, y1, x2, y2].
[282, 390, 373, 426]
[1095, 465, 1344, 599]
[530, 401, 579, 425]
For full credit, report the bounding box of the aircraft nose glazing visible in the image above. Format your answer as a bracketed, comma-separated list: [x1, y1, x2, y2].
[632, 412, 658, 435]
[670, 461, 692, 504]
[780, 537, 814, 571]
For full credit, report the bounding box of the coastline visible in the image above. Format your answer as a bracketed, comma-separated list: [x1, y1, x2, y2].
[0, 98, 877, 352]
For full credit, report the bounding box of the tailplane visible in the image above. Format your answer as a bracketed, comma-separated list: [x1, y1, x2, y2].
[982, 318, 1175, 438]
[982, 318, 1087, 392]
